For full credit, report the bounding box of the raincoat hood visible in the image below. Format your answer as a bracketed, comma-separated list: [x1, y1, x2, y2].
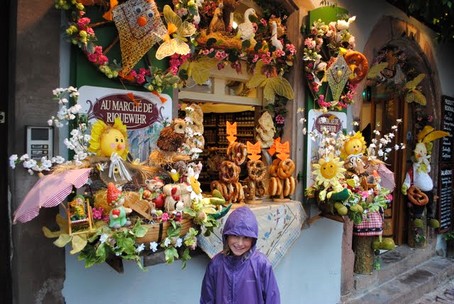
[223, 206, 258, 244]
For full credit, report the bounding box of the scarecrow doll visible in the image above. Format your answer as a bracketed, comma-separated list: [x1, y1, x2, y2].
[401, 126, 450, 229]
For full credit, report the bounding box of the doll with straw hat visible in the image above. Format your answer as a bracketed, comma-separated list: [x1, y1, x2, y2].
[402, 125, 450, 228]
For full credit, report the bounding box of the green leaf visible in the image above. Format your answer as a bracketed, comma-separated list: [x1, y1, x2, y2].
[189, 57, 217, 85]
[132, 221, 148, 238]
[95, 243, 107, 260]
[181, 248, 191, 269]
[270, 77, 294, 100]
[246, 73, 267, 89]
[165, 247, 179, 264]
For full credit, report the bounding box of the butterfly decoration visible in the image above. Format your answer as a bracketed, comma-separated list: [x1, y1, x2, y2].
[404, 73, 427, 105]
[246, 61, 294, 104]
[155, 5, 197, 60]
[366, 62, 388, 79]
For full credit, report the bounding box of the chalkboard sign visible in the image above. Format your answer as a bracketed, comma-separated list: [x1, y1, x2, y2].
[437, 166, 453, 233]
[440, 95, 454, 162]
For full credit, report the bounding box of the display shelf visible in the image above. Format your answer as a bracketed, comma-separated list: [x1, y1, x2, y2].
[199, 110, 258, 191]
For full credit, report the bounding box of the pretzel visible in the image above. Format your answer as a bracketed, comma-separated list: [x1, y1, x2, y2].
[269, 177, 283, 197]
[227, 142, 248, 166]
[283, 177, 291, 197]
[219, 161, 240, 183]
[255, 180, 266, 197]
[244, 179, 256, 200]
[283, 176, 297, 197]
[268, 177, 278, 196]
[407, 185, 429, 206]
[247, 159, 267, 181]
[344, 51, 369, 84]
[269, 159, 281, 177]
[289, 176, 296, 195]
[275, 178, 283, 196]
[234, 181, 245, 203]
[277, 159, 295, 179]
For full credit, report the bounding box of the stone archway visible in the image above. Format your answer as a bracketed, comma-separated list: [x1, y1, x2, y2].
[359, 16, 443, 245]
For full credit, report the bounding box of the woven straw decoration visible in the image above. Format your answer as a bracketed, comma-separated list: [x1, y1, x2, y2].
[327, 55, 352, 102]
[112, 0, 167, 75]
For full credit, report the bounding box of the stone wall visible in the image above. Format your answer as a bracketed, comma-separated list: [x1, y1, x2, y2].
[11, 0, 64, 303]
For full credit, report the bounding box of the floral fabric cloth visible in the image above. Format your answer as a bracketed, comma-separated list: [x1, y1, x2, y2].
[197, 201, 307, 267]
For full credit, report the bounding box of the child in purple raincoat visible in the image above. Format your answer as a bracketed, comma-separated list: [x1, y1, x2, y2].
[200, 206, 280, 304]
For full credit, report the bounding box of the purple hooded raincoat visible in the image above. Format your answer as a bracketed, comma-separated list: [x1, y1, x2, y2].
[200, 206, 281, 304]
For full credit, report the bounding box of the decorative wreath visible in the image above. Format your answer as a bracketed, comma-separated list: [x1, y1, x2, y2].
[55, 0, 296, 104]
[303, 15, 368, 111]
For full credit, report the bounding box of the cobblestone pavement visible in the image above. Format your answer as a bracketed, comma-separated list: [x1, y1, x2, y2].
[414, 277, 454, 303]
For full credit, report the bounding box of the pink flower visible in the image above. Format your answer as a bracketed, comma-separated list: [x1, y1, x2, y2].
[304, 38, 316, 49]
[92, 207, 104, 220]
[161, 212, 170, 222]
[274, 49, 285, 58]
[214, 50, 227, 60]
[286, 44, 296, 55]
[275, 114, 285, 125]
[77, 17, 90, 28]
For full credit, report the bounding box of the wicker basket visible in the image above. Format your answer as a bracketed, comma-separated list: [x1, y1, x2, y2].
[136, 218, 194, 244]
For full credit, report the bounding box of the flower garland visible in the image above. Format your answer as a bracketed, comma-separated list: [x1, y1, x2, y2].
[55, 0, 296, 102]
[303, 15, 359, 111]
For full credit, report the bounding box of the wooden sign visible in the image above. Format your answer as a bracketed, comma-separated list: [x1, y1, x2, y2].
[440, 95, 454, 162]
[437, 165, 453, 233]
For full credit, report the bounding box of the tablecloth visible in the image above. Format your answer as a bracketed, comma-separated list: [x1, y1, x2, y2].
[197, 201, 307, 268]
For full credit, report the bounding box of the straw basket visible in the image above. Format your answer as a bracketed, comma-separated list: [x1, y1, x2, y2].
[136, 218, 194, 244]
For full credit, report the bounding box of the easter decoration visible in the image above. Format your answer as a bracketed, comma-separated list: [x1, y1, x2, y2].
[402, 125, 450, 247]
[303, 13, 369, 111]
[10, 87, 229, 272]
[54, 0, 296, 132]
[305, 119, 405, 274]
[111, 0, 167, 76]
[341, 130, 397, 274]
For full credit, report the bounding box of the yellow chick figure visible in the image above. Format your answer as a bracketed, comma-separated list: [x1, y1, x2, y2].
[340, 131, 367, 160]
[88, 117, 129, 159]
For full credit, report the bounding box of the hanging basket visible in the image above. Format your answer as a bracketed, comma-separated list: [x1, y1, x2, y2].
[136, 218, 194, 244]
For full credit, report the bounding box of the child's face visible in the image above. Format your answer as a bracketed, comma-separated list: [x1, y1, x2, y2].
[227, 235, 253, 256]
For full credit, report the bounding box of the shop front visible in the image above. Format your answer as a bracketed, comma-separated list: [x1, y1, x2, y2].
[7, 0, 454, 303]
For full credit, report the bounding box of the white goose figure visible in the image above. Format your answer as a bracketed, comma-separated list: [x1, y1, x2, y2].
[270, 21, 283, 50]
[237, 8, 257, 41]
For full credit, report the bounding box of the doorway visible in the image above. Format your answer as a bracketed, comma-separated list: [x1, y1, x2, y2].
[363, 40, 441, 245]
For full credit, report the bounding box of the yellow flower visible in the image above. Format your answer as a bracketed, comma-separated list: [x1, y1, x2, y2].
[312, 154, 346, 189]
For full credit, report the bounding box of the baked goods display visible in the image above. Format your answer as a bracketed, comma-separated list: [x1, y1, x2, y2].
[210, 117, 298, 203]
[268, 158, 297, 199]
[210, 143, 246, 204]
